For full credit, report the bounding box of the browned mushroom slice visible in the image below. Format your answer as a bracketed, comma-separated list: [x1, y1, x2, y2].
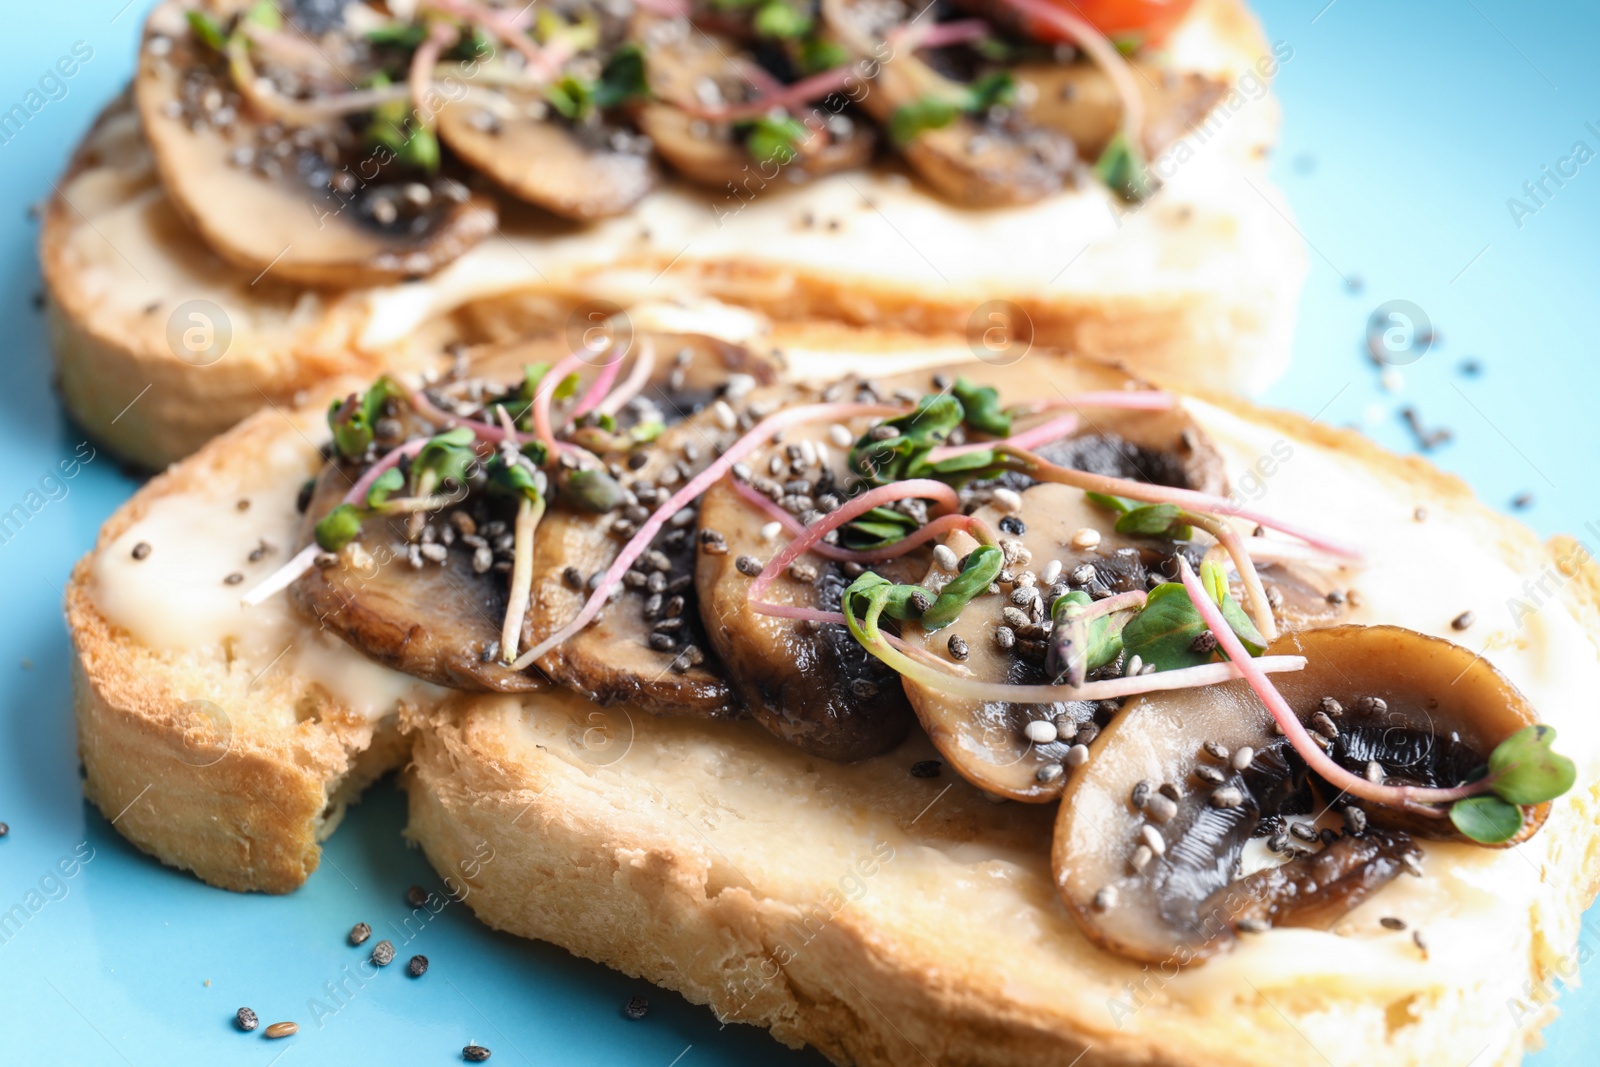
[137, 2, 497, 287]
[1268, 625, 1550, 845]
[1010, 60, 1227, 161]
[636, 102, 875, 187]
[290, 457, 543, 692]
[1051, 666, 1422, 964]
[524, 338, 782, 715]
[899, 483, 1205, 800]
[1247, 559, 1349, 632]
[435, 89, 655, 221]
[697, 476, 921, 761]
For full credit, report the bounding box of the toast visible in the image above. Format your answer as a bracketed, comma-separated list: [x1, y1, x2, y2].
[65, 316, 1600, 1065]
[43, 0, 1304, 470]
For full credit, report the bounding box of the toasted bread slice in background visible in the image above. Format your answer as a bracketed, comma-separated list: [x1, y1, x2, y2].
[43, 0, 1304, 470]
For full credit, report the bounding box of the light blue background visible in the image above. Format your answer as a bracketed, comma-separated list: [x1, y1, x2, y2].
[1, 1, 1595, 1063]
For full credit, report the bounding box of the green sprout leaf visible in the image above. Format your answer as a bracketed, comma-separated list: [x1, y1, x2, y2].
[244, 0, 282, 30]
[364, 467, 405, 508]
[1201, 559, 1265, 655]
[951, 377, 1011, 437]
[596, 44, 650, 109]
[413, 426, 479, 495]
[745, 115, 809, 166]
[799, 37, 848, 74]
[888, 97, 961, 146]
[1095, 129, 1153, 203]
[488, 457, 547, 504]
[754, 0, 813, 39]
[546, 74, 597, 122]
[1114, 503, 1192, 540]
[839, 505, 919, 551]
[1488, 725, 1577, 806]
[920, 544, 1003, 630]
[1449, 794, 1524, 844]
[186, 10, 227, 51]
[1119, 583, 1213, 673]
[366, 22, 428, 49]
[315, 503, 366, 552]
[1085, 491, 1139, 515]
[366, 73, 441, 172]
[966, 70, 1015, 112]
[849, 394, 964, 485]
[1048, 589, 1125, 685]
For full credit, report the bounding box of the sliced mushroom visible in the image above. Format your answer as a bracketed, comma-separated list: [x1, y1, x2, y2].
[1056, 623, 1544, 964]
[1267, 625, 1550, 845]
[1010, 60, 1227, 161]
[290, 454, 543, 691]
[1052, 665, 1423, 963]
[435, 88, 655, 221]
[633, 19, 875, 187]
[137, 1, 497, 286]
[822, 0, 1074, 205]
[525, 336, 782, 715]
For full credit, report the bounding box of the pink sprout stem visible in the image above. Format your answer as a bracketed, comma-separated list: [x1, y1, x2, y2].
[1182, 512, 1278, 644]
[596, 342, 657, 418]
[570, 340, 633, 420]
[893, 17, 992, 50]
[508, 401, 904, 670]
[1014, 449, 1362, 560]
[929, 412, 1079, 462]
[423, 0, 566, 82]
[677, 65, 858, 122]
[1010, 390, 1175, 416]
[409, 19, 459, 124]
[1174, 557, 1471, 815]
[729, 479, 996, 565]
[746, 479, 961, 608]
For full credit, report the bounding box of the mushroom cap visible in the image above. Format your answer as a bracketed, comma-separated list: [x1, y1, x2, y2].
[435, 90, 656, 221]
[137, 1, 497, 287]
[1054, 625, 1547, 963]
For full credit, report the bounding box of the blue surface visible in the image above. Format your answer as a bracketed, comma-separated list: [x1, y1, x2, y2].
[1, 1, 1596, 1063]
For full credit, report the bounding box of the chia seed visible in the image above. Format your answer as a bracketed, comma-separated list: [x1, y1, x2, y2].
[235, 1007, 258, 1031]
[408, 954, 429, 976]
[464, 1045, 492, 1062]
[624, 995, 650, 1020]
[371, 940, 396, 966]
[131, 542, 151, 560]
[910, 760, 942, 778]
[349, 922, 372, 945]
[407, 885, 429, 908]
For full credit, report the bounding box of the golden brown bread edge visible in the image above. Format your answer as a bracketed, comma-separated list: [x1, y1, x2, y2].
[41, 0, 1299, 470]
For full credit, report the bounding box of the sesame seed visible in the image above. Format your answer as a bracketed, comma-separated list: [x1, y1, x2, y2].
[712, 401, 737, 429]
[992, 487, 1023, 514]
[236, 1007, 258, 1032]
[464, 1045, 492, 1062]
[1209, 786, 1244, 809]
[408, 954, 429, 976]
[828, 423, 853, 448]
[1413, 930, 1429, 956]
[1139, 824, 1166, 856]
[1024, 720, 1058, 745]
[1413, 506, 1428, 522]
[1451, 610, 1475, 631]
[1041, 559, 1062, 585]
[933, 544, 959, 571]
[1064, 744, 1089, 768]
[1366, 761, 1386, 784]
[1129, 844, 1154, 873]
[131, 541, 151, 560]
[1144, 794, 1177, 824]
[910, 759, 942, 778]
[1123, 654, 1143, 678]
[1402, 851, 1424, 877]
[349, 922, 371, 945]
[1379, 916, 1407, 931]
[1070, 528, 1101, 550]
[1092, 886, 1118, 911]
[264, 1022, 298, 1039]
[1231, 746, 1255, 770]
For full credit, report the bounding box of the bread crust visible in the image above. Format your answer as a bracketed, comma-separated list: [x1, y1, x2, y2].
[64, 388, 413, 892]
[42, 0, 1301, 470]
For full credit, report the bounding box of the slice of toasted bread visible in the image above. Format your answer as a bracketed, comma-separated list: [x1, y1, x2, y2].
[43, 0, 1304, 470]
[63, 374, 448, 892]
[402, 394, 1600, 1067]
[66, 311, 1600, 1062]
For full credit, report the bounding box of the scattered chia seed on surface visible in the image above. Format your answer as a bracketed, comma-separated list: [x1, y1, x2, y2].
[407, 885, 429, 908]
[408, 955, 429, 976]
[464, 1045, 492, 1061]
[235, 1007, 258, 1032]
[349, 922, 371, 946]
[624, 995, 650, 1020]
[131, 542, 151, 560]
[372, 940, 396, 966]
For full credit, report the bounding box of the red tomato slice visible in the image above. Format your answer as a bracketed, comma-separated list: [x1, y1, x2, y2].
[1050, 0, 1197, 44]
